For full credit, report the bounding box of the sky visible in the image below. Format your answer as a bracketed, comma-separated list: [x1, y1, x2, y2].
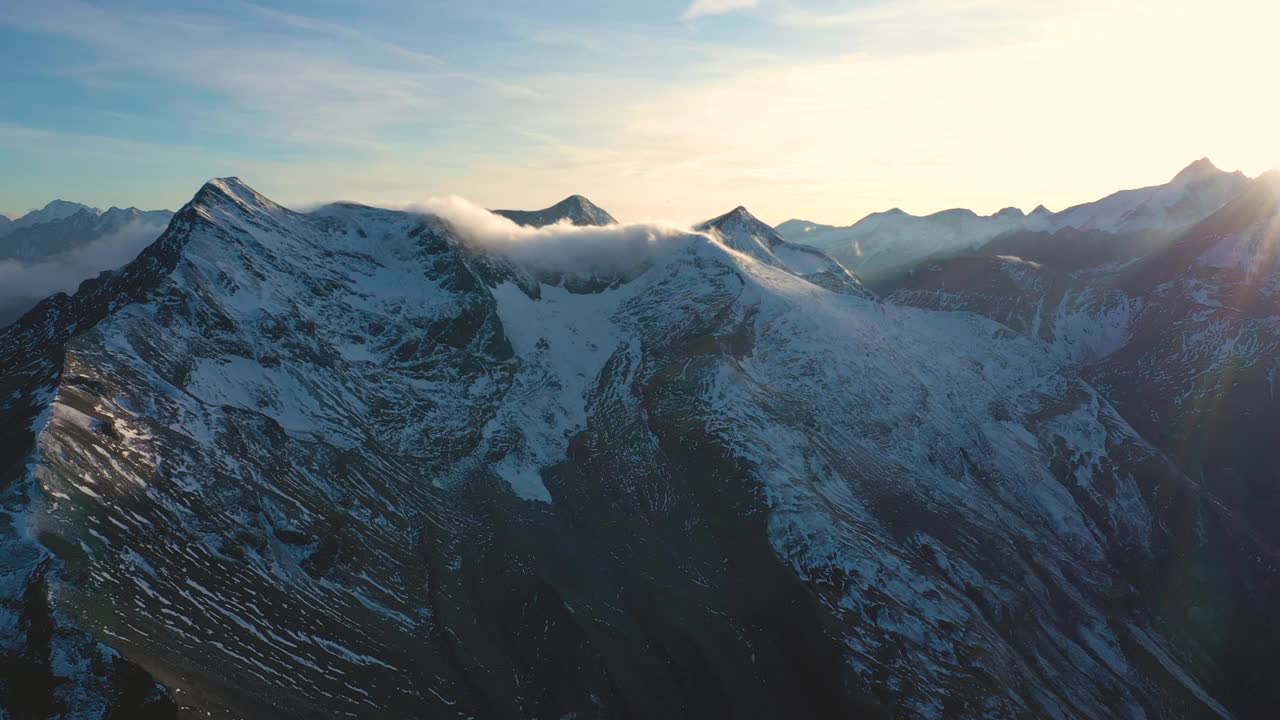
[2, 0, 1279, 226]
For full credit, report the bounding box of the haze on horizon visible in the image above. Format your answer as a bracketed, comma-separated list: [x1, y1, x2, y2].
[2, 0, 1277, 226]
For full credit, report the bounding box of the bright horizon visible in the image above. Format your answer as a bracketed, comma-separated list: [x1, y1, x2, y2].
[2, 0, 1278, 226]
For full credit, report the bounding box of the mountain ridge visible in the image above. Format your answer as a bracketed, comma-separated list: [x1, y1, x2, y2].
[1, 177, 1274, 718]
[777, 159, 1258, 284]
[3, 200, 103, 236]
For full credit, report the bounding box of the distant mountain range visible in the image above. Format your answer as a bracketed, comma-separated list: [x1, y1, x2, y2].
[1, 166, 1278, 719]
[0, 200, 172, 327]
[1, 200, 102, 235]
[0, 204, 172, 261]
[777, 159, 1250, 284]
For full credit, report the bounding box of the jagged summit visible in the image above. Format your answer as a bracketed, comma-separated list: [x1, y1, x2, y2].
[194, 176, 284, 215]
[702, 204, 769, 230]
[493, 194, 617, 227]
[1170, 157, 1226, 185]
[697, 204, 782, 248]
[0, 200, 173, 272]
[698, 205, 873, 298]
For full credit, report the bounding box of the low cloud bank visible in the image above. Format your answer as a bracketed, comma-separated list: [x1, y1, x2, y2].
[0, 218, 170, 325]
[399, 196, 702, 277]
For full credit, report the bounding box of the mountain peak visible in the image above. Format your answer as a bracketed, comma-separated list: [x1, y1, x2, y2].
[41, 199, 100, 215]
[494, 195, 617, 227]
[696, 205, 791, 259]
[701, 205, 769, 232]
[194, 177, 281, 215]
[11, 199, 102, 230]
[1171, 157, 1223, 185]
[555, 194, 593, 207]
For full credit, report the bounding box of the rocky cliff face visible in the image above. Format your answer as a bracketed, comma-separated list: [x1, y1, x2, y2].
[0, 179, 1273, 718]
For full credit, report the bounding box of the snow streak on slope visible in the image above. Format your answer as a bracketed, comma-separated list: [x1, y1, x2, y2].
[486, 280, 638, 501]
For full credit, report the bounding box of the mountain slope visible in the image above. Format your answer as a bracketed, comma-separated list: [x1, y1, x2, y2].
[882, 171, 1280, 481]
[0, 179, 1275, 719]
[493, 194, 617, 227]
[1086, 172, 1280, 546]
[883, 251, 1143, 363]
[780, 160, 1252, 285]
[0, 215, 10, 235]
[880, 172, 1280, 718]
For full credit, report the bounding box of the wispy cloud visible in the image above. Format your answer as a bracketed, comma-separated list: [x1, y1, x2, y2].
[682, 0, 760, 21]
[1, 0, 535, 147]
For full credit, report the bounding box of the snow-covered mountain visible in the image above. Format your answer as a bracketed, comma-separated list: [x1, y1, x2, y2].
[1, 178, 1273, 719]
[4, 200, 103, 235]
[780, 159, 1252, 285]
[0, 205, 173, 329]
[1086, 171, 1280, 549]
[697, 206, 873, 298]
[0, 206, 172, 261]
[777, 206, 1045, 285]
[878, 172, 1280, 717]
[493, 194, 617, 227]
[1053, 158, 1248, 233]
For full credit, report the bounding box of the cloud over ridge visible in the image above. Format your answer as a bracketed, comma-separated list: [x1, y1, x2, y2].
[401, 195, 699, 277]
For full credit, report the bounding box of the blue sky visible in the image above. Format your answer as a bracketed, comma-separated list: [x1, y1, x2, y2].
[2, 0, 1278, 224]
